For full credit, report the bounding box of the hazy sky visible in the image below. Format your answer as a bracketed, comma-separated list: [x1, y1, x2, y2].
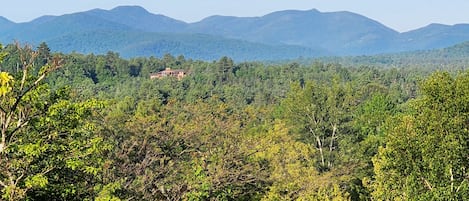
[1, 0, 468, 32]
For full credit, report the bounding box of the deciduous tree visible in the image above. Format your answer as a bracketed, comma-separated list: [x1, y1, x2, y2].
[372, 72, 469, 200]
[0, 44, 113, 200]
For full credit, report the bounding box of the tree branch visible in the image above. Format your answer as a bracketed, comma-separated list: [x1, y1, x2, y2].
[7, 120, 29, 145]
[14, 173, 24, 186]
[10, 73, 46, 115]
[0, 179, 7, 188]
[0, 106, 6, 114]
[422, 177, 433, 191]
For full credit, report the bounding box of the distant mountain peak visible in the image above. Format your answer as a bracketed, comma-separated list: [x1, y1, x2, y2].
[0, 16, 14, 30]
[29, 15, 56, 24]
[309, 8, 320, 12]
[420, 23, 469, 30]
[110, 5, 150, 14]
[2, 6, 469, 60]
[0, 16, 13, 24]
[263, 9, 320, 17]
[426, 23, 450, 28]
[79, 5, 187, 32]
[0, 16, 11, 22]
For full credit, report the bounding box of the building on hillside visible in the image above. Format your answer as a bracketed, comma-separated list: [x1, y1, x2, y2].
[150, 68, 186, 80]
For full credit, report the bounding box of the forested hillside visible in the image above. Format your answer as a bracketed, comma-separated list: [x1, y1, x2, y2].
[2, 6, 469, 60]
[310, 41, 469, 70]
[46, 31, 323, 61]
[1, 43, 469, 200]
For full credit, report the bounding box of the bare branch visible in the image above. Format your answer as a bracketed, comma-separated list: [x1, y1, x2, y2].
[0, 106, 6, 114]
[42, 166, 55, 175]
[14, 173, 24, 186]
[456, 179, 466, 193]
[450, 167, 454, 192]
[422, 177, 433, 191]
[7, 120, 29, 145]
[0, 179, 6, 188]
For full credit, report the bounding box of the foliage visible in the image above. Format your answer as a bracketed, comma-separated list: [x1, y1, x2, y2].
[0, 44, 113, 200]
[2, 41, 469, 200]
[372, 72, 469, 200]
[252, 121, 350, 200]
[279, 79, 354, 171]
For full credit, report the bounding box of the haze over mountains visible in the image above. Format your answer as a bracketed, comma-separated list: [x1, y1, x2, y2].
[1, 5, 469, 60]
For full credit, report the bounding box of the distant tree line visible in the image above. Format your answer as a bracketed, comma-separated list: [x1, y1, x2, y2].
[1, 42, 469, 200]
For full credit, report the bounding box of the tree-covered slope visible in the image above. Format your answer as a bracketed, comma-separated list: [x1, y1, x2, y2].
[0, 16, 14, 30]
[396, 23, 469, 51]
[0, 12, 133, 42]
[187, 9, 399, 55]
[3, 41, 469, 200]
[312, 40, 469, 70]
[1, 6, 469, 60]
[85, 6, 188, 32]
[47, 30, 326, 60]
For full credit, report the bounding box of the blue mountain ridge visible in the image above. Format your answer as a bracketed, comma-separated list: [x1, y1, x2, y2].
[1, 5, 469, 60]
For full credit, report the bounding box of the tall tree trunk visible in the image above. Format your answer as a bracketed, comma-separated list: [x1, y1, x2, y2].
[310, 127, 325, 167]
[328, 123, 337, 168]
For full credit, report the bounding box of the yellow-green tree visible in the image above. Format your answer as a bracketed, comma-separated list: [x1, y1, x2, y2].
[279, 79, 354, 171]
[0, 44, 113, 200]
[252, 121, 349, 200]
[106, 97, 268, 200]
[372, 72, 469, 200]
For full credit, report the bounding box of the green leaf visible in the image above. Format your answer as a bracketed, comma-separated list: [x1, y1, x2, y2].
[25, 174, 48, 189]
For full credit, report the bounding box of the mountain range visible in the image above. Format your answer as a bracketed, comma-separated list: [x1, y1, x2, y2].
[1, 6, 469, 61]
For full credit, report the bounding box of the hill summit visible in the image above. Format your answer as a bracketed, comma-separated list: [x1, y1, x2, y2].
[1, 6, 469, 60]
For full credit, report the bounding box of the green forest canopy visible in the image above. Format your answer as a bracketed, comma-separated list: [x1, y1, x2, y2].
[1, 42, 469, 200]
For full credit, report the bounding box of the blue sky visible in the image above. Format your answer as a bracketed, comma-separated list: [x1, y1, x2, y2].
[1, 0, 468, 32]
